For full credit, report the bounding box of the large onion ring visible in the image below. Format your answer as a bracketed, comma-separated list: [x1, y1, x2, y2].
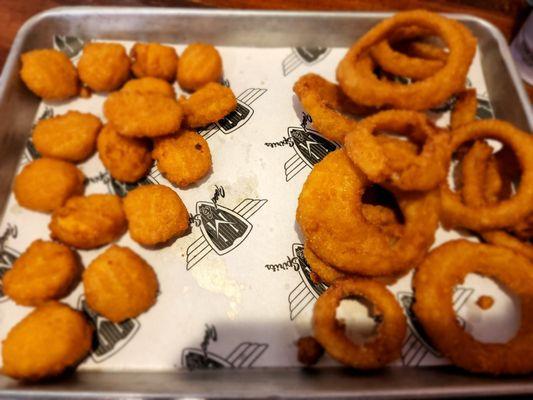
[345, 110, 450, 191]
[297, 150, 439, 276]
[337, 10, 476, 110]
[441, 120, 533, 231]
[413, 240, 533, 374]
[313, 278, 406, 369]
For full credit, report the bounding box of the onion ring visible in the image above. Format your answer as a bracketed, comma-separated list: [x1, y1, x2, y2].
[337, 10, 476, 110]
[313, 278, 406, 369]
[413, 240, 533, 374]
[450, 88, 477, 130]
[296, 150, 439, 276]
[345, 110, 450, 191]
[293, 73, 371, 143]
[441, 120, 533, 231]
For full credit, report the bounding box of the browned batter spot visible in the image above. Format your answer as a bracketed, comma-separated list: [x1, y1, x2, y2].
[476, 295, 494, 310]
[296, 336, 324, 366]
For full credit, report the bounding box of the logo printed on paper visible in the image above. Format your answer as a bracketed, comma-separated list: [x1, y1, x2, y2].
[397, 288, 474, 367]
[282, 47, 331, 76]
[198, 87, 267, 140]
[0, 224, 19, 302]
[181, 324, 268, 370]
[186, 188, 267, 270]
[78, 296, 140, 363]
[286, 243, 327, 320]
[89, 165, 162, 197]
[54, 35, 85, 61]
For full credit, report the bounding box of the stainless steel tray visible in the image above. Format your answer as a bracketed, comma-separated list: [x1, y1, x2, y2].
[0, 7, 532, 399]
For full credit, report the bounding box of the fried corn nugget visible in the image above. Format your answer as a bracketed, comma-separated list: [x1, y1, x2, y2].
[14, 158, 85, 213]
[121, 77, 175, 97]
[49, 194, 127, 249]
[2, 302, 93, 381]
[20, 49, 78, 100]
[153, 130, 212, 187]
[97, 124, 152, 182]
[3, 240, 80, 306]
[130, 42, 178, 82]
[83, 245, 158, 322]
[104, 91, 183, 137]
[32, 111, 102, 162]
[77, 42, 130, 92]
[123, 185, 189, 246]
[177, 43, 222, 92]
[180, 82, 237, 128]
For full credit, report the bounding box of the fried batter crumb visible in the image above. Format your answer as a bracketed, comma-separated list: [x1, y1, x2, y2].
[296, 336, 324, 366]
[476, 295, 494, 310]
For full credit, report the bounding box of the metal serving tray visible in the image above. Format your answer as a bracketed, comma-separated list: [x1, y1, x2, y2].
[0, 7, 532, 399]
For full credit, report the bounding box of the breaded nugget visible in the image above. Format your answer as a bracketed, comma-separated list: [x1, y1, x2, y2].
[180, 82, 237, 128]
[14, 158, 85, 213]
[153, 130, 212, 187]
[32, 111, 102, 162]
[2, 302, 93, 381]
[97, 124, 152, 182]
[177, 43, 222, 92]
[49, 194, 127, 249]
[104, 91, 183, 137]
[77, 42, 130, 92]
[130, 42, 178, 82]
[124, 185, 189, 245]
[3, 240, 80, 306]
[20, 49, 78, 100]
[122, 77, 175, 98]
[83, 245, 158, 322]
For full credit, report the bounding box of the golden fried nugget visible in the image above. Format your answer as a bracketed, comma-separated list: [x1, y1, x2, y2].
[97, 124, 152, 182]
[2, 302, 93, 381]
[104, 91, 183, 137]
[32, 111, 102, 162]
[49, 194, 127, 249]
[177, 43, 222, 92]
[3, 240, 80, 306]
[83, 245, 158, 322]
[77, 42, 130, 92]
[130, 42, 178, 82]
[180, 82, 237, 128]
[153, 130, 212, 187]
[124, 185, 189, 246]
[20, 49, 78, 100]
[122, 77, 175, 97]
[14, 158, 85, 213]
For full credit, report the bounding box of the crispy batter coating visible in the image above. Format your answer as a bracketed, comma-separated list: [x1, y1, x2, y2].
[304, 245, 344, 285]
[122, 77, 175, 97]
[104, 91, 183, 137]
[123, 185, 189, 246]
[49, 194, 127, 249]
[450, 88, 477, 130]
[83, 245, 158, 322]
[413, 240, 533, 374]
[180, 82, 237, 128]
[77, 42, 130, 92]
[97, 124, 152, 183]
[153, 130, 212, 188]
[130, 42, 178, 82]
[3, 240, 80, 306]
[2, 302, 93, 381]
[14, 158, 85, 213]
[296, 336, 324, 366]
[177, 43, 222, 92]
[32, 111, 102, 162]
[20, 49, 78, 100]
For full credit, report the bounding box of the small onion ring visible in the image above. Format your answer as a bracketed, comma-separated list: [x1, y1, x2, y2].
[313, 278, 406, 369]
[297, 150, 439, 276]
[441, 119, 533, 231]
[345, 110, 450, 191]
[413, 240, 533, 374]
[450, 88, 477, 130]
[337, 10, 476, 110]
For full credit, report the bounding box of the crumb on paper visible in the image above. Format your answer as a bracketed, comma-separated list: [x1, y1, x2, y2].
[476, 295, 494, 310]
